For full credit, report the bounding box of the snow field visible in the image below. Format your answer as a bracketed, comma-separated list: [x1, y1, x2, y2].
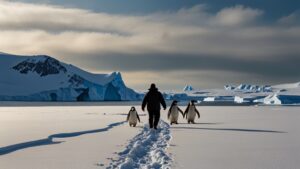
[1, 105, 300, 169]
[0, 106, 141, 169]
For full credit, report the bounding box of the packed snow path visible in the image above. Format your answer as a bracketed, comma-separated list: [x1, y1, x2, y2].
[107, 120, 172, 169]
[0, 121, 125, 155]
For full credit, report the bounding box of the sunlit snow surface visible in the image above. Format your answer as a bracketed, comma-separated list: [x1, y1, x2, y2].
[0, 102, 299, 169]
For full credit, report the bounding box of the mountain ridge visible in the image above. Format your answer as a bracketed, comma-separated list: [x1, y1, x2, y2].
[0, 52, 140, 101]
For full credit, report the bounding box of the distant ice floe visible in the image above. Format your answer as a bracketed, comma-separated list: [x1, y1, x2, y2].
[234, 96, 244, 103]
[254, 93, 300, 105]
[254, 94, 281, 105]
[166, 82, 300, 106]
[203, 97, 215, 102]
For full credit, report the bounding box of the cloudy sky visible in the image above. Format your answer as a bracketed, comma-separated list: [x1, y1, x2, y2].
[0, 0, 299, 90]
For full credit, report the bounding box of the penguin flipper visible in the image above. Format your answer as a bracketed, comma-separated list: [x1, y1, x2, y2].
[136, 113, 141, 122]
[178, 108, 184, 117]
[167, 109, 171, 119]
[184, 103, 190, 117]
[195, 108, 200, 118]
[126, 111, 130, 121]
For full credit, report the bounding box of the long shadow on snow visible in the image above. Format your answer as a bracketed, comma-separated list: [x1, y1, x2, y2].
[171, 126, 286, 133]
[0, 121, 125, 156]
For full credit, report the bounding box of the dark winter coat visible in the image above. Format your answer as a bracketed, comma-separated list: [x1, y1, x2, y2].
[142, 88, 166, 112]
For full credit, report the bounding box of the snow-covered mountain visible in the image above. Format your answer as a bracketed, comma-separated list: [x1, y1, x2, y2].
[0, 52, 141, 101]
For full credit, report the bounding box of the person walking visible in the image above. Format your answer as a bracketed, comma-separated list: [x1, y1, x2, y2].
[142, 83, 167, 129]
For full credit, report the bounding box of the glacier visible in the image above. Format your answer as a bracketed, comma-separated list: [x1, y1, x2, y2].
[0, 52, 141, 101]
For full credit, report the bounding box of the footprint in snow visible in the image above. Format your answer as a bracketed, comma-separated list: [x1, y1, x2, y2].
[106, 120, 172, 169]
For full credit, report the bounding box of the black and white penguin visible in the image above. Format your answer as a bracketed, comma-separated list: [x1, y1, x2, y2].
[126, 107, 141, 127]
[167, 100, 184, 125]
[183, 100, 200, 124]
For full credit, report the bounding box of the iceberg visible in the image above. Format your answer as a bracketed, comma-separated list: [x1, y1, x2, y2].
[254, 94, 281, 105]
[183, 85, 194, 92]
[234, 96, 244, 103]
[203, 97, 215, 102]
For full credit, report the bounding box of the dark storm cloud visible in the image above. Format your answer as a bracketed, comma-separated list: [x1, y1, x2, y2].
[66, 53, 300, 80]
[11, 0, 300, 21]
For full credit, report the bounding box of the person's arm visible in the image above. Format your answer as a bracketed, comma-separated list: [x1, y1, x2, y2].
[141, 93, 148, 111]
[160, 93, 167, 110]
[136, 113, 141, 122]
[195, 107, 200, 118]
[178, 107, 184, 118]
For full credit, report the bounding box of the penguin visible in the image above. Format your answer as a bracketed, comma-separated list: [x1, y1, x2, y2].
[183, 100, 200, 124]
[167, 100, 184, 125]
[126, 107, 141, 127]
